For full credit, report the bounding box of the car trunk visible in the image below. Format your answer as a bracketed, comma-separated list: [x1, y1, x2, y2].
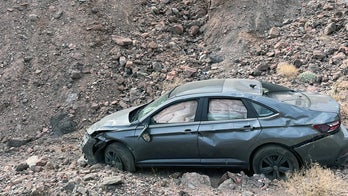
[267, 91, 340, 114]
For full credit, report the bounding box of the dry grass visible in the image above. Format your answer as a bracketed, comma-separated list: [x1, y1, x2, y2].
[329, 79, 348, 113]
[281, 163, 348, 196]
[276, 62, 298, 78]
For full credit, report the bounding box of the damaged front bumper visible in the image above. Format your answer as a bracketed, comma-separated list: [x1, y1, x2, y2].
[82, 133, 99, 164]
[294, 124, 348, 166]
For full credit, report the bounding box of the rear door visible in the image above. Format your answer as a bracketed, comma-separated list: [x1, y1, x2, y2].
[197, 97, 261, 167]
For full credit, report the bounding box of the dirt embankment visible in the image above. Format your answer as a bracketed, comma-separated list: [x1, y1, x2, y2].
[1, 0, 348, 195]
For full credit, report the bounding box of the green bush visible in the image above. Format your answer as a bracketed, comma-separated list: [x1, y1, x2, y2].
[297, 71, 317, 83]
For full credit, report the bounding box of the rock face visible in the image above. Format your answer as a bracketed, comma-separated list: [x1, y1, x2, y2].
[204, 0, 301, 62]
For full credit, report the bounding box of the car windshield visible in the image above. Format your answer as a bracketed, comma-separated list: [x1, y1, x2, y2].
[133, 91, 170, 121]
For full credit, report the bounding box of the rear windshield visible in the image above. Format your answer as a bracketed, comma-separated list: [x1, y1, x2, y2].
[265, 91, 310, 108]
[261, 82, 310, 108]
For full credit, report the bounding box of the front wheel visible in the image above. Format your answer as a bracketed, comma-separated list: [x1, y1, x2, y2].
[104, 143, 136, 172]
[252, 145, 299, 180]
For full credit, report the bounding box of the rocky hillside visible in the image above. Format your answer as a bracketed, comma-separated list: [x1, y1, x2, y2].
[1, 0, 348, 195]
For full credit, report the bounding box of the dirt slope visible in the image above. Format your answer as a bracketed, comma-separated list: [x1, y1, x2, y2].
[1, 0, 310, 141]
[1, 0, 348, 195]
[205, 0, 302, 62]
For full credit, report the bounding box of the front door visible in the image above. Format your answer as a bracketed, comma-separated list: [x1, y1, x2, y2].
[134, 100, 200, 166]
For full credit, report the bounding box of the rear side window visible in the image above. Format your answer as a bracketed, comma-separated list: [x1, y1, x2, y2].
[208, 99, 247, 121]
[251, 102, 275, 117]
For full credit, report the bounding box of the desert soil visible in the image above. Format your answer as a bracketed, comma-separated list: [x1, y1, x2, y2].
[1, 0, 348, 195]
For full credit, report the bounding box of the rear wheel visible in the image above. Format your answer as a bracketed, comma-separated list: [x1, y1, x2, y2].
[104, 143, 136, 172]
[252, 145, 299, 179]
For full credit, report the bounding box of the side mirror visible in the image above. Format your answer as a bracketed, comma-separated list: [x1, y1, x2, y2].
[138, 124, 151, 142]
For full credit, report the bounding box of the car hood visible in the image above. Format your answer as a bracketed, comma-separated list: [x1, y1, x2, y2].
[86, 106, 138, 134]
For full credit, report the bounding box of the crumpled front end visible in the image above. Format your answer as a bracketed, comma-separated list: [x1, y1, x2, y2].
[82, 133, 98, 164]
[294, 123, 348, 166]
[82, 133, 108, 164]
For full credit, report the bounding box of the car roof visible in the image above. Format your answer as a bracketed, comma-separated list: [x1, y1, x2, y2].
[169, 79, 263, 98]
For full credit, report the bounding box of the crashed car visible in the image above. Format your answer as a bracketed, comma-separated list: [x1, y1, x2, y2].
[82, 79, 348, 179]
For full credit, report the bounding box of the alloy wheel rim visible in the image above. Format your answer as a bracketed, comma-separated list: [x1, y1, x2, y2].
[105, 151, 123, 170]
[259, 154, 292, 179]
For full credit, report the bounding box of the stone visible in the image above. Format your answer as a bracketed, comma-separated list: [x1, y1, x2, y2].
[181, 172, 211, 189]
[26, 156, 40, 168]
[7, 138, 32, 147]
[266, 51, 275, 57]
[323, 22, 336, 35]
[171, 24, 184, 34]
[209, 53, 224, 63]
[242, 191, 255, 196]
[332, 52, 346, 62]
[148, 41, 158, 49]
[293, 59, 304, 68]
[50, 112, 77, 135]
[77, 156, 87, 167]
[76, 187, 88, 195]
[189, 25, 200, 36]
[218, 179, 237, 190]
[151, 6, 159, 15]
[91, 103, 99, 110]
[312, 50, 325, 60]
[125, 61, 133, 68]
[119, 56, 127, 66]
[166, 70, 177, 80]
[53, 10, 63, 19]
[269, 27, 280, 38]
[168, 15, 177, 23]
[29, 14, 39, 21]
[83, 173, 98, 181]
[255, 63, 270, 72]
[339, 43, 348, 54]
[111, 35, 133, 46]
[181, 65, 197, 77]
[63, 181, 76, 192]
[219, 171, 242, 185]
[171, 8, 180, 14]
[100, 176, 123, 187]
[70, 70, 82, 79]
[15, 162, 29, 171]
[118, 100, 128, 109]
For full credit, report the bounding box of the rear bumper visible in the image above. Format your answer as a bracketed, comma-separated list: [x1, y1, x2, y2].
[294, 124, 348, 166]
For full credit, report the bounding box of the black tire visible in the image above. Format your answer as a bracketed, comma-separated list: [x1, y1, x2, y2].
[104, 143, 136, 172]
[252, 145, 299, 180]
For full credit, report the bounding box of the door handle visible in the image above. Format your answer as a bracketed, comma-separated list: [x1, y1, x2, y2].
[243, 125, 254, 131]
[184, 129, 192, 132]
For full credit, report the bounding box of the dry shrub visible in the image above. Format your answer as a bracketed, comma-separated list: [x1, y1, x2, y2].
[282, 163, 348, 196]
[276, 62, 298, 78]
[329, 79, 348, 118]
[329, 79, 348, 101]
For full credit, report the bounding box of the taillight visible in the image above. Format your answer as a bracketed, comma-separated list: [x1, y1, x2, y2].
[313, 120, 341, 133]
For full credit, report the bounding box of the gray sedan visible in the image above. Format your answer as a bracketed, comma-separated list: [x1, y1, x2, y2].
[82, 79, 348, 179]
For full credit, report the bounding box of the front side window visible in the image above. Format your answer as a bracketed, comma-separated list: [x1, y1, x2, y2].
[208, 99, 247, 121]
[152, 100, 198, 124]
[135, 92, 170, 121]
